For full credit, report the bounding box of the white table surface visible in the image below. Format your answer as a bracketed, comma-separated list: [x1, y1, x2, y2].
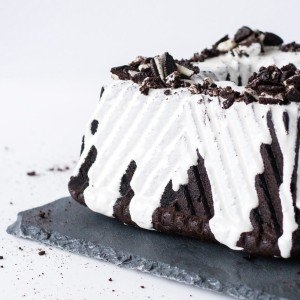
[1, 1, 299, 299]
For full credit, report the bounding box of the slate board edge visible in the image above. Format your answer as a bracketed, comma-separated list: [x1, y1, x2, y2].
[6, 200, 281, 300]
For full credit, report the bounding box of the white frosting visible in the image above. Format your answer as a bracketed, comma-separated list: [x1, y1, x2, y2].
[194, 43, 300, 86]
[73, 45, 300, 258]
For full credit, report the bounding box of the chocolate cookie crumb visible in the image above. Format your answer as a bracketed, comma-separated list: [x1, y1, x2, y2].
[38, 211, 46, 219]
[245, 64, 300, 104]
[234, 26, 253, 43]
[38, 250, 46, 256]
[0, 256, 3, 259]
[263, 32, 283, 46]
[140, 285, 145, 289]
[27, 171, 37, 176]
[281, 42, 300, 52]
[108, 278, 113, 282]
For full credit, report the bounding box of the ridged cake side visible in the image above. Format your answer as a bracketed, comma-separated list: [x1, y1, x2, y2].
[69, 80, 300, 258]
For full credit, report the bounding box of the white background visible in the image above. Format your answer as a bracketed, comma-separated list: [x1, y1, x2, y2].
[0, 1, 299, 299]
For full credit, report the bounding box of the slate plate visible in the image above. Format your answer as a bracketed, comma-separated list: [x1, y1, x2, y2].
[7, 197, 300, 300]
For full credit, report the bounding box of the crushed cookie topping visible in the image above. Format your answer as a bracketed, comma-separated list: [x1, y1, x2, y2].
[111, 52, 195, 95]
[245, 64, 300, 104]
[191, 26, 284, 62]
[109, 27, 300, 108]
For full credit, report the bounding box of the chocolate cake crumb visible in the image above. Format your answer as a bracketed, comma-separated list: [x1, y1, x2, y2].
[281, 42, 300, 52]
[110, 65, 132, 80]
[38, 250, 46, 256]
[164, 89, 171, 95]
[234, 26, 253, 43]
[108, 278, 113, 282]
[192, 26, 283, 62]
[48, 166, 70, 172]
[27, 171, 37, 176]
[140, 76, 165, 95]
[38, 211, 46, 219]
[245, 64, 300, 104]
[0, 256, 3, 259]
[263, 32, 283, 46]
[140, 285, 145, 289]
[18, 247, 23, 251]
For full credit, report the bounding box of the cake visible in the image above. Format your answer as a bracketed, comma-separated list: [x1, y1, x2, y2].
[69, 27, 300, 258]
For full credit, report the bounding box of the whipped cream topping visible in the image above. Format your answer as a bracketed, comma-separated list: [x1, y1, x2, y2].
[74, 77, 299, 258]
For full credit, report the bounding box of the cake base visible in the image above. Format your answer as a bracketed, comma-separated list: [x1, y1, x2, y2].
[7, 197, 300, 300]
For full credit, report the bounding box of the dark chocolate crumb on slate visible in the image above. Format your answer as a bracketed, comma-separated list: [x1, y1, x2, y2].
[38, 211, 46, 219]
[90, 120, 99, 135]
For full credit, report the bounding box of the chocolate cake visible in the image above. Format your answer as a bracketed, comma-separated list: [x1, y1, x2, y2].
[69, 27, 300, 258]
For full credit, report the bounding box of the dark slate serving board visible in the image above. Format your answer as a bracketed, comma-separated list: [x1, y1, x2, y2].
[7, 197, 300, 300]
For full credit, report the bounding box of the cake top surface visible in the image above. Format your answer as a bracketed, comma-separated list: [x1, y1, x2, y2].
[110, 26, 300, 108]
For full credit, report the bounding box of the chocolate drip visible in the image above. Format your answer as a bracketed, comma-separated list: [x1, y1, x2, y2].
[152, 151, 215, 241]
[68, 146, 97, 206]
[237, 112, 286, 256]
[291, 117, 300, 256]
[113, 160, 137, 226]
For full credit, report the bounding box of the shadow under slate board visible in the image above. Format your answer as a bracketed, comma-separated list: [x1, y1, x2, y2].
[7, 197, 300, 300]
